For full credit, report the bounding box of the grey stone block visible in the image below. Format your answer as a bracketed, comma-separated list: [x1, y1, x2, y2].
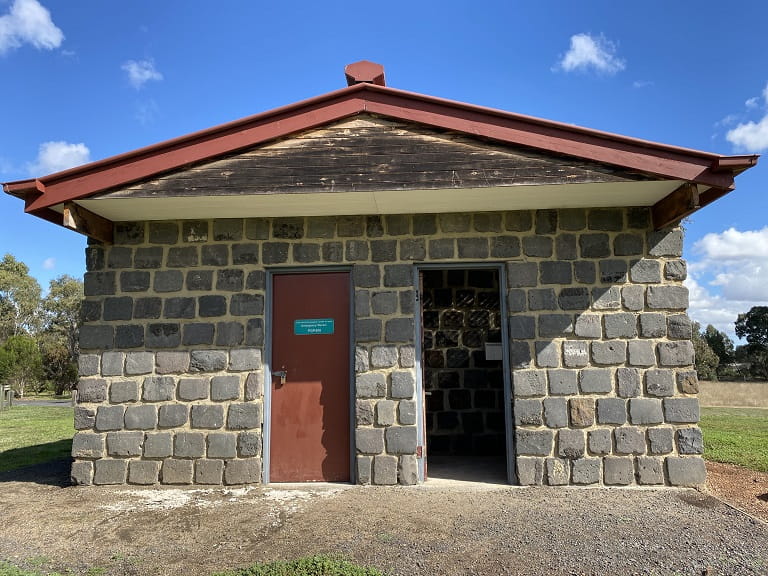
[516, 429, 553, 456]
[201, 244, 229, 266]
[146, 323, 181, 348]
[557, 429, 585, 459]
[207, 432, 237, 458]
[572, 458, 601, 485]
[355, 290, 370, 318]
[648, 228, 683, 257]
[371, 239, 397, 262]
[677, 371, 699, 394]
[124, 405, 158, 430]
[355, 347, 369, 373]
[190, 350, 228, 372]
[604, 313, 637, 338]
[371, 291, 398, 314]
[246, 319, 264, 346]
[588, 429, 612, 455]
[144, 432, 173, 458]
[645, 369, 675, 397]
[629, 399, 663, 425]
[596, 398, 626, 425]
[548, 369, 578, 395]
[604, 456, 634, 485]
[186, 270, 213, 291]
[158, 404, 188, 428]
[574, 315, 601, 338]
[506, 262, 538, 288]
[588, 208, 622, 231]
[510, 341, 532, 368]
[676, 428, 704, 454]
[79, 325, 114, 350]
[216, 269, 244, 292]
[555, 234, 577, 261]
[543, 398, 568, 428]
[216, 322, 245, 347]
[505, 210, 533, 232]
[174, 432, 205, 458]
[640, 313, 666, 338]
[391, 371, 415, 398]
[513, 370, 546, 397]
[371, 346, 398, 368]
[356, 373, 386, 398]
[183, 220, 210, 242]
[128, 459, 159, 485]
[95, 405, 125, 431]
[648, 427, 674, 455]
[238, 432, 262, 457]
[398, 455, 418, 485]
[356, 428, 384, 454]
[72, 432, 104, 459]
[293, 243, 321, 263]
[307, 216, 336, 238]
[529, 289, 556, 311]
[491, 236, 520, 258]
[429, 238, 455, 259]
[373, 455, 398, 485]
[514, 399, 543, 426]
[666, 456, 706, 486]
[354, 264, 380, 288]
[538, 314, 573, 337]
[183, 323, 215, 346]
[272, 217, 303, 239]
[630, 259, 662, 283]
[600, 260, 628, 283]
[232, 243, 260, 264]
[574, 261, 596, 284]
[84, 271, 116, 296]
[540, 262, 571, 285]
[579, 233, 610, 258]
[115, 325, 144, 349]
[385, 317, 413, 343]
[178, 378, 209, 401]
[155, 351, 190, 375]
[559, 208, 586, 231]
[354, 402, 372, 428]
[227, 403, 262, 429]
[142, 376, 175, 402]
[658, 341, 694, 367]
[85, 246, 105, 271]
[580, 369, 613, 394]
[558, 287, 590, 310]
[591, 341, 626, 365]
[211, 375, 240, 401]
[627, 207, 650, 229]
[398, 400, 417, 425]
[71, 461, 93, 485]
[103, 297, 133, 321]
[198, 295, 227, 317]
[245, 270, 265, 290]
[385, 426, 417, 454]
[78, 378, 107, 403]
[125, 352, 154, 375]
[356, 318, 382, 342]
[617, 367, 641, 398]
[522, 236, 552, 258]
[337, 215, 364, 237]
[163, 297, 196, 319]
[191, 405, 224, 429]
[622, 285, 645, 312]
[74, 406, 96, 430]
[120, 271, 150, 292]
[569, 398, 595, 428]
[245, 372, 263, 401]
[516, 456, 544, 485]
[668, 315, 692, 339]
[665, 260, 687, 281]
[93, 459, 128, 485]
[357, 455, 372, 484]
[474, 212, 503, 232]
[412, 214, 437, 235]
[162, 459, 194, 484]
[628, 341, 655, 367]
[614, 233, 643, 256]
[114, 222, 145, 244]
[148, 221, 178, 244]
[509, 316, 535, 339]
[106, 431, 144, 456]
[592, 286, 621, 310]
[647, 285, 688, 310]
[535, 341, 560, 368]
[154, 270, 183, 293]
[546, 458, 569, 485]
[195, 460, 224, 484]
[614, 426, 645, 455]
[439, 213, 469, 233]
[637, 457, 664, 485]
[78, 354, 100, 377]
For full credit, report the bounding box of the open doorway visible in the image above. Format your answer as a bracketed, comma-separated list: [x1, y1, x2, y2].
[418, 266, 510, 484]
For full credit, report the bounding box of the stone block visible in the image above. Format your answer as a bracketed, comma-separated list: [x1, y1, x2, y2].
[591, 341, 626, 365]
[574, 315, 601, 338]
[228, 403, 262, 429]
[558, 287, 590, 310]
[491, 236, 520, 258]
[78, 354, 100, 377]
[84, 271, 116, 296]
[211, 375, 240, 401]
[538, 314, 573, 337]
[591, 286, 621, 310]
[185, 323, 216, 346]
[103, 297, 132, 321]
[246, 270, 265, 290]
[186, 270, 213, 291]
[647, 286, 688, 310]
[85, 245, 105, 271]
[588, 429, 612, 455]
[201, 244, 228, 266]
[616, 368, 641, 398]
[439, 213, 469, 233]
[216, 269, 244, 292]
[648, 228, 683, 257]
[95, 405, 125, 431]
[371, 346, 398, 368]
[246, 319, 264, 346]
[557, 429, 585, 459]
[373, 455, 398, 485]
[244, 372, 263, 401]
[156, 351, 190, 375]
[522, 236, 552, 257]
[579, 369, 613, 394]
[207, 432, 237, 458]
[666, 456, 706, 486]
[356, 373, 386, 398]
[71, 461, 94, 485]
[124, 405, 158, 430]
[106, 431, 143, 456]
[238, 432, 262, 457]
[106, 380, 138, 406]
[569, 398, 594, 428]
[158, 404, 188, 428]
[628, 341, 655, 367]
[174, 432, 205, 458]
[391, 371, 415, 398]
[645, 369, 675, 397]
[80, 325, 114, 350]
[133, 297, 161, 319]
[667, 314, 692, 339]
[513, 370, 546, 397]
[72, 432, 104, 459]
[356, 318, 381, 342]
[629, 260, 661, 283]
[356, 428, 384, 454]
[621, 285, 645, 312]
[506, 262, 538, 288]
[190, 350, 227, 372]
[115, 325, 144, 349]
[142, 376, 175, 402]
[354, 264, 380, 288]
[574, 261, 596, 284]
[636, 457, 664, 485]
[604, 313, 637, 338]
[337, 215, 364, 237]
[614, 427, 645, 455]
[385, 426, 417, 454]
[665, 260, 687, 281]
[183, 220, 210, 242]
[514, 399, 543, 426]
[125, 352, 154, 375]
[457, 237, 489, 258]
[555, 234, 577, 261]
[677, 371, 699, 394]
[648, 427, 674, 455]
[232, 243, 260, 264]
[293, 243, 321, 263]
[676, 428, 704, 454]
[357, 455, 372, 484]
[146, 323, 180, 348]
[120, 271, 150, 292]
[509, 316, 535, 339]
[154, 270, 183, 293]
[398, 400, 417, 425]
[178, 378, 210, 401]
[658, 341, 694, 366]
[398, 455, 418, 485]
[604, 456, 634, 485]
[385, 317, 413, 343]
[510, 341, 532, 368]
[540, 261, 571, 285]
[548, 369, 578, 395]
[198, 295, 227, 318]
[535, 342, 560, 368]
[372, 291, 398, 314]
[355, 347, 369, 373]
[516, 457, 544, 485]
[114, 222, 145, 244]
[195, 460, 224, 485]
[93, 459, 128, 485]
[354, 291, 370, 318]
[546, 458, 569, 485]
[78, 378, 107, 403]
[191, 405, 225, 429]
[596, 398, 626, 425]
[588, 208, 622, 231]
[307, 216, 336, 238]
[163, 297, 196, 319]
[516, 429, 553, 456]
[571, 458, 601, 485]
[144, 432, 173, 458]
[162, 459, 194, 484]
[543, 398, 568, 428]
[579, 233, 610, 258]
[74, 406, 96, 430]
[376, 400, 395, 426]
[429, 238, 455, 259]
[629, 399, 663, 425]
[148, 221, 178, 244]
[614, 233, 643, 256]
[356, 401, 374, 426]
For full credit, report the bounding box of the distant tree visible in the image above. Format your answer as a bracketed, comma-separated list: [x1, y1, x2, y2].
[39, 275, 83, 394]
[0, 253, 42, 341]
[0, 334, 44, 397]
[692, 322, 719, 381]
[735, 307, 768, 347]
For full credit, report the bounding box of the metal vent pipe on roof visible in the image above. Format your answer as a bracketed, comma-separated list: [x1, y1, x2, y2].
[345, 60, 386, 86]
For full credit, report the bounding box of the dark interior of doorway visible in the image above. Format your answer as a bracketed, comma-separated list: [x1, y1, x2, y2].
[421, 267, 507, 483]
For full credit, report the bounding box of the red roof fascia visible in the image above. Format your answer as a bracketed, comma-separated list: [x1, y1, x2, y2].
[5, 82, 758, 215]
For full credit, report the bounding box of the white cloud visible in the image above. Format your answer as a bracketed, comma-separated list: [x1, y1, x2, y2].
[632, 80, 653, 89]
[686, 227, 768, 338]
[0, 0, 63, 55]
[27, 141, 90, 175]
[725, 81, 768, 152]
[135, 98, 160, 125]
[555, 33, 625, 75]
[42, 257, 55, 270]
[122, 59, 163, 89]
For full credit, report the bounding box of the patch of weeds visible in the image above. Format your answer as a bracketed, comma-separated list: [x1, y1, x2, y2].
[0, 561, 63, 576]
[84, 568, 105, 576]
[212, 554, 385, 576]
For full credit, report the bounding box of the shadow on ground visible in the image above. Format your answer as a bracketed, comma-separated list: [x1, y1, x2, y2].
[0, 447, 71, 487]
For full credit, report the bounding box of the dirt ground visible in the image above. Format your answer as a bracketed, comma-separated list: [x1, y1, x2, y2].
[0, 460, 766, 576]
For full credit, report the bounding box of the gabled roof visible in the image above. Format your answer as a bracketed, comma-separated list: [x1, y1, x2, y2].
[4, 61, 758, 243]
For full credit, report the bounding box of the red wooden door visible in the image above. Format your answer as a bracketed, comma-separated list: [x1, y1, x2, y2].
[270, 272, 350, 482]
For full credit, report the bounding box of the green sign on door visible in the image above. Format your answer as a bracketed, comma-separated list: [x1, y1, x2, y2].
[294, 318, 335, 335]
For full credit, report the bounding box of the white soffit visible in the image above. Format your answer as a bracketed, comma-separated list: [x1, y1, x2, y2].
[75, 180, 684, 221]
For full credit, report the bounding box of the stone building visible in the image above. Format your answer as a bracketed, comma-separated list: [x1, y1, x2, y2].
[4, 61, 757, 487]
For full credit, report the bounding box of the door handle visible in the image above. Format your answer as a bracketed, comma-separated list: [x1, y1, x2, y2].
[272, 370, 287, 386]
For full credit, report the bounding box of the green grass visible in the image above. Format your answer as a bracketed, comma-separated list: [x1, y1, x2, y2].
[0, 405, 73, 473]
[700, 406, 768, 472]
[213, 555, 385, 576]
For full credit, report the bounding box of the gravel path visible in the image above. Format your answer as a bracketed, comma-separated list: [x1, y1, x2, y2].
[0, 460, 766, 576]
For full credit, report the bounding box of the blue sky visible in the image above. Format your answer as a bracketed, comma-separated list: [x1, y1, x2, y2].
[1, 0, 767, 340]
